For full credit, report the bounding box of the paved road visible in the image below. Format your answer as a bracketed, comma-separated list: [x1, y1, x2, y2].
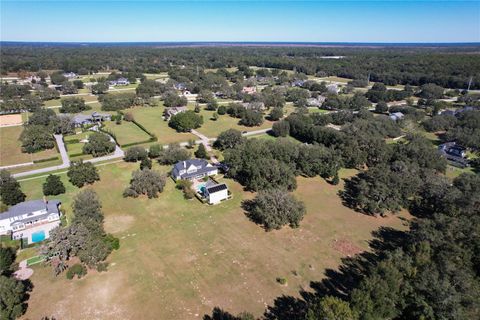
[12, 134, 124, 178]
[13, 135, 70, 178]
[0, 161, 34, 170]
[241, 128, 272, 136]
[11, 128, 271, 178]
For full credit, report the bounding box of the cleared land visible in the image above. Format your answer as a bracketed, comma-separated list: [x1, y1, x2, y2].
[19, 162, 409, 319]
[0, 114, 23, 126]
[127, 106, 197, 144]
[103, 121, 151, 146]
[0, 126, 58, 166]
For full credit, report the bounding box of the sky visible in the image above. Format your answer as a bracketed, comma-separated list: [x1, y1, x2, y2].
[1, 1, 479, 43]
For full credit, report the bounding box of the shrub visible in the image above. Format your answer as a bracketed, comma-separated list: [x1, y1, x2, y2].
[66, 263, 87, 280]
[96, 262, 108, 272]
[148, 144, 162, 158]
[176, 179, 195, 199]
[276, 277, 287, 285]
[140, 157, 152, 170]
[195, 143, 209, 159]
[124, 112, 134, 122]
[104, 234, 120, 250]
[217, 105, 227, 115]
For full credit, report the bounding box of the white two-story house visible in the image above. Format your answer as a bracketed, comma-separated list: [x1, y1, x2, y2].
[172, 159, 218, 181]
[0, 199, 61, 244]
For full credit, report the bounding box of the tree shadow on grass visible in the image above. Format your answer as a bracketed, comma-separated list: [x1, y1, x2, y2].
[204, 226, 408, 319]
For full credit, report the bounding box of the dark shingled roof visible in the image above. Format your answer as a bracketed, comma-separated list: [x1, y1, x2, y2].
[206, 183, 228, 194]
[0, 200, 61, 220]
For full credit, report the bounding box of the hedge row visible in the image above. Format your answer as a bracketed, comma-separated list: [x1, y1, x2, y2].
[33, 156, 60, 163]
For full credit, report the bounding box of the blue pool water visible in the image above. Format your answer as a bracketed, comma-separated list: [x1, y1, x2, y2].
[31, 230, 46, 243]
[197, 183, 206, 193]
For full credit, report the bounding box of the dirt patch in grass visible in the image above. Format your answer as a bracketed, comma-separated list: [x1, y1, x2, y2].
[0, 114, 22, 126]
[332, 238, 363, 257]
[104, 214, 135, 234]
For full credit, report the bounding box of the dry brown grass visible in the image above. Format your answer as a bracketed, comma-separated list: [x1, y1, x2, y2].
[20, 164, 409, 319]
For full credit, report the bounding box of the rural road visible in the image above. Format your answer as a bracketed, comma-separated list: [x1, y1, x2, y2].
[11, 128, 270, 178]
[12, 134, 124, 178]
[13, 135, 71, 178]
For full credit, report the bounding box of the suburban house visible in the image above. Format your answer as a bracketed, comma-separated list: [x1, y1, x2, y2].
[389, 112, 405, 121]
[172, 159, 218, 181]
[307, 96, 326, 107]
[326, 84, 340, 94]
[0, 199, 61, 244]
[72, 112, 112, 127]
[242, 101, 266, 111]
[440, 106, 480, 117]
[204, 183, 229, 205]
[439, 142, 469, 167]
[292, 80, 305, 87]
[63, 72, 78, 79]
[164, 106, 187, 120]
[242, 86, 257, 95]
[174, 82, 187, 91]
[109, 77, 130, 86]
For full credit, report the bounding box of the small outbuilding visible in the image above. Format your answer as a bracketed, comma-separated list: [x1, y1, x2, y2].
[204, 183, 229, 205]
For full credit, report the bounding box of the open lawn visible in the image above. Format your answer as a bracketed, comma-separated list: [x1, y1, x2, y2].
[63, 132, 93, 160]
[0, 126, 59, 166]
[195, 104, 295, 138]
[103, 121, 152, 146]
[127, 106, 196, 144]
[19, 162, 409, 319]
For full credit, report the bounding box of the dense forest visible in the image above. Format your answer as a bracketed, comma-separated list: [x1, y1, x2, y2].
[1, 44, 480, 89]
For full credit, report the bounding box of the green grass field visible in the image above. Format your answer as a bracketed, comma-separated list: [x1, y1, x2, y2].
[127, 106, 197, 144]
[103, 121, 151, 146]
[0, 126, 59, 166]
[18, 162, 409, 319]
[63, 132, 93, 160]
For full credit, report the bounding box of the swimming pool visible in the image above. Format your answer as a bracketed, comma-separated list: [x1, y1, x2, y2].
[196, 183, 206, 193]
[31, 230, 46, 243]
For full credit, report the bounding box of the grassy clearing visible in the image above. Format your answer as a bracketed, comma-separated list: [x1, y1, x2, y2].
[0, 126, 59, 166]
[127, 106, 196, 144]
[20, 162, 409, 319]
[63, 132, 93, 160]
[103, 121, 151, 146]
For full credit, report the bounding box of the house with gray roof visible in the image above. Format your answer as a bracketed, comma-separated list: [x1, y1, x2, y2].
[389, 112, 405, 121]
[172, 159, 218, 181]
[0, 199, 61, 244]
[109, 77, 130, 86]
[72, 112, 111, 127]
[164, 106, 187, 120]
